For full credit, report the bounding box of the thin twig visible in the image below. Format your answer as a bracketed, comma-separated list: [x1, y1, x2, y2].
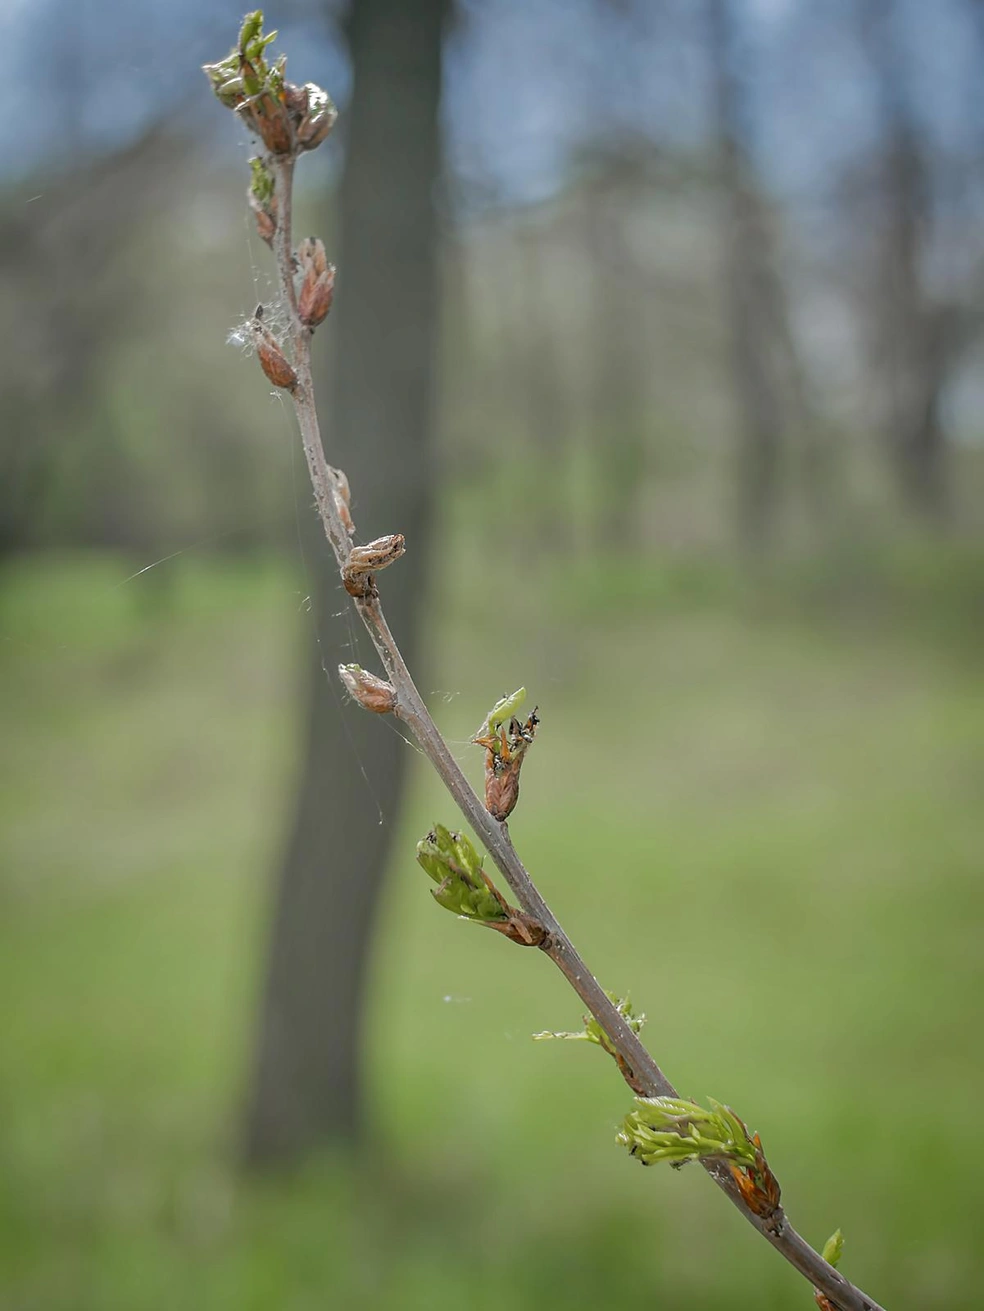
[262, 154, 885, 1311]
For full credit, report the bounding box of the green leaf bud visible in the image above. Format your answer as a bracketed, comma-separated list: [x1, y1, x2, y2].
[822, 1230, 844, 1270]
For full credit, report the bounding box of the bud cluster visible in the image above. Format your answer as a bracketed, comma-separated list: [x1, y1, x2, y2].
[417, 824, 509, 921]
[473, 687, 539, 822]
[618, 1095, 781, 1219]
[416, 824, 548, 946]
[204, 12, 337, 158]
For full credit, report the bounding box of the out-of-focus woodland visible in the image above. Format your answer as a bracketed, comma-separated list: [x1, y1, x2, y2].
[2, 2, 983, 1309]
[7, 1, 984, 563]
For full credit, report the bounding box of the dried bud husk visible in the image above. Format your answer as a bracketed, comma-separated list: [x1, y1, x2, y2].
[338, 664, 396, 714]
[343, 534, 405, 595]
[252, 315, 296, 390]
[345, 535, 405, 575]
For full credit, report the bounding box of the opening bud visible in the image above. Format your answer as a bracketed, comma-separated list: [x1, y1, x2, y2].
[474, 688, 539, 822]
[338, 664, 396, 714]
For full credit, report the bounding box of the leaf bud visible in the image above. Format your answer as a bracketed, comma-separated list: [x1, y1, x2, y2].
[331, 466, 355, 535]
[251, 314, 297, 391]
[298, 265, 335, 327]
[338, 664, 396, 714]
[821, 1230, 844, 1270]
[296, 83, 338, 151]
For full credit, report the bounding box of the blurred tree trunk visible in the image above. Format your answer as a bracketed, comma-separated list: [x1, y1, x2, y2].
[707, 0, 786, 551]
[581, 181, 648, 548]
[859, 0, 950, 525]
[244, 0, 449, 1163]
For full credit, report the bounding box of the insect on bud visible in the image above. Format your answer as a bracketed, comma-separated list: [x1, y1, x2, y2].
[251, 312, 297, 391]
[338, 664, 396, 714]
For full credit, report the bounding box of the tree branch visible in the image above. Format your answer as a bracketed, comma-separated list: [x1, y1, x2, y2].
[205, 20, 886, 1311]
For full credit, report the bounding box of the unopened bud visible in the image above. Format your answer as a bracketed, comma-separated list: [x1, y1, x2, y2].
[252, 202, 276, 245]
[338, 664, 396, 714]
[252, 313, 296, 391]
[821, 1231, 844, 1270]
[298, 266, 335, 327]
[296, 83, 338, 151]
[331, 467, 355, 535]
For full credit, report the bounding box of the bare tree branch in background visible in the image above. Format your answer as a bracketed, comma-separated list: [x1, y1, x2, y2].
[856, 0, 952, 524]
[0, 129, 188, 555]
[707, 0, 788, 550]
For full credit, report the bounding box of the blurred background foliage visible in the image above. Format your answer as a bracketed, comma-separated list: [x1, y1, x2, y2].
[1, 0, 983, 1308]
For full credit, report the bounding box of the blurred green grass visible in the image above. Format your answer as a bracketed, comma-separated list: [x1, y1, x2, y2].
[1, 548, 982, 1310]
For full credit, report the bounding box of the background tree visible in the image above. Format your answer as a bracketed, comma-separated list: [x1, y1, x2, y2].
[244, 0, 450, 1161]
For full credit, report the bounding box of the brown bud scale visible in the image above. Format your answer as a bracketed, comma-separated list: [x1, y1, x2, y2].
[338, 664, 396, 714]
[345, 534, 405, 576]
[298, 267, 335, 327]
